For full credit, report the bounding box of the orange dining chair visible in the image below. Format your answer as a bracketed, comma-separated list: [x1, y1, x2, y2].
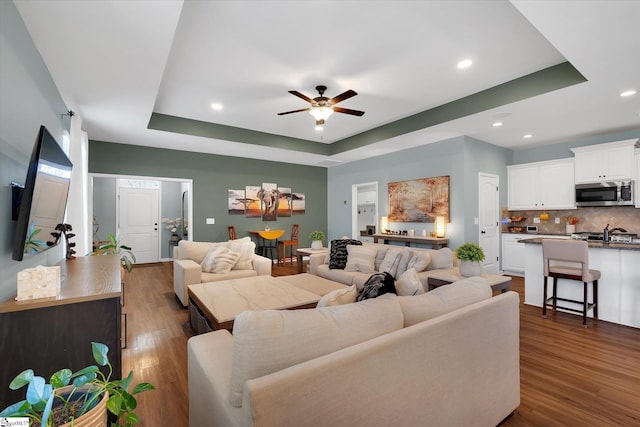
[277, 224, 299, 266]
[227, 226, 237, 240]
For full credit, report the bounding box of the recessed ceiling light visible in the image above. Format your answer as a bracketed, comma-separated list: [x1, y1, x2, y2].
[523, 134, 533, 139]
[492, 122, 503, 127]
[211, 103, 223, 110]
[457, 59, 473, 69]
[620, 90, 637, 97]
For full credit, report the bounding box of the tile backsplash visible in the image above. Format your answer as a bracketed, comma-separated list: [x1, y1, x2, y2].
[501, 206, 640, 235]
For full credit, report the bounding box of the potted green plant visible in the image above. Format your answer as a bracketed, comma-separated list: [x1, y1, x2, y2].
[309, 230, 325, 250]
[455, 242, 485, 277]
[0, 342, 154, 427]
[94, 233, 136, 273]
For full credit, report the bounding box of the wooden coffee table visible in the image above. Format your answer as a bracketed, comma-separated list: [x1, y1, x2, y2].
[295, 247, 329, 273]
[188, 274, 342, 331]
[427, 270, 512, 294]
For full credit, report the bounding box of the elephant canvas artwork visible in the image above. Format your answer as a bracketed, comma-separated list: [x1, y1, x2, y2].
[258, 183, 278, 221]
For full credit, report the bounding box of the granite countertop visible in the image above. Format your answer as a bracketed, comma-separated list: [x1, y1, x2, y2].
[520, 237, 640, 251]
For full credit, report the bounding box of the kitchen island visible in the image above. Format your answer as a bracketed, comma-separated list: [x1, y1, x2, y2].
[522, 238, 640, 328]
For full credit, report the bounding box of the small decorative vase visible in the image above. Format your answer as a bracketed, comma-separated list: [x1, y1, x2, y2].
[566, 224, 576, 234]
[311, 240, 323, 250]
[459, 260, 482, 277]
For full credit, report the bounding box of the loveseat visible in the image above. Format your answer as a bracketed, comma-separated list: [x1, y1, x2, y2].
[173, 238, 272, 307]
[188, 276, 520, 426]
[309, 241, 459, 290]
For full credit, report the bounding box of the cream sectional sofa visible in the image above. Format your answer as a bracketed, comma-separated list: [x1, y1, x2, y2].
[309, 242, 459, 290]
[188, 276, 520, 426]
[173, 238, 272, 307]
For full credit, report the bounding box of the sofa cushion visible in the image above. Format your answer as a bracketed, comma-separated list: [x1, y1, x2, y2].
[225, 237, 256, 270]
[357, 272, 397, 301]
[373, 245, 389, 271]
[316, 285, 358, 307]
[407, 252, 431, 272]
[179, 240, 214, 264]
[397, 276, 491, 327]
[201, 246, 240, 274]
[426, 247, 454, 270]
[395, 268, 425, 296]
[229, 297, 404, 407]
[329, 239, 362, 269]
[379, 248, 403, 277]
[344, 245, 378, 274]
[395, 249, 414, 278]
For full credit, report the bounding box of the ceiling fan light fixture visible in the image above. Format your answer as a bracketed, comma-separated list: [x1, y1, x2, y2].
[309, 106, 334, 123]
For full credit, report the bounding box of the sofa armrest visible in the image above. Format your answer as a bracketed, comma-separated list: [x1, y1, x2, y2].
[251, 254, 272, 276]
[174, 259, 202, 307]
[308, 253, 326, 276]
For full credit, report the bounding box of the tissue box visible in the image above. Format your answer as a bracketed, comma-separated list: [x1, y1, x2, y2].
[16, 265, 61, 301]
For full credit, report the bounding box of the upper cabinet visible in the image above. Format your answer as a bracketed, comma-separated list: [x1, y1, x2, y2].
[508, 159, 575, 210]
[357, 190, 376, 206]
[571, 139, 636, 184]
[636, 150, 640, 208]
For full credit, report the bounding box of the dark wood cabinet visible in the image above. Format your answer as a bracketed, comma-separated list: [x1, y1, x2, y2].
[0, 255, 122, 406]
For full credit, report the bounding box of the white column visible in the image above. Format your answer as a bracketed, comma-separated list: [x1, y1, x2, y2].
[65, 115, 91, 257]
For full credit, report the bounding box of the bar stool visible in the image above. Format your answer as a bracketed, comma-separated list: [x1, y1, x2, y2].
[542, 239, 600, 327]
[277, 224, 299, 266]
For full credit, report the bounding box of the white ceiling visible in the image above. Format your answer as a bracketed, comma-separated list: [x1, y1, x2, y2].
[14, 0, 640, 167]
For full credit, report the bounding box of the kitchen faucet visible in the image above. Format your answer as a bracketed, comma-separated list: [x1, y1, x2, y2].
[603, 224, 627, 243]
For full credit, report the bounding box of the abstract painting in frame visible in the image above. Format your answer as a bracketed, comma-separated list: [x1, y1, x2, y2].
[388, 176, 449, 223]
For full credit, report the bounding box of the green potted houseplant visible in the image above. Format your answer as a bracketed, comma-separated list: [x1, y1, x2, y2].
[94, 233, 136, 273]
[0, 342, 154, 427]
[309, 230, 325, 250]
[455, 242, 485, 277]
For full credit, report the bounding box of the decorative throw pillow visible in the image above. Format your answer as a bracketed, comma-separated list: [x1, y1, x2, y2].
[316, 285, 358, 307]
[378, 248, 403, 277]
[344, 245, 377, 273]
[329, 239, 362, 270]
[395, 268, 425, 296]
[357, 272, 397, 301]
[374, 245, 389, 271]
[407, 252, 431, 272]
[226, 237, 256, 270]
[427, 247, 454, 270]
[201, 246, 240, 274]
[395, 249, 414, 278]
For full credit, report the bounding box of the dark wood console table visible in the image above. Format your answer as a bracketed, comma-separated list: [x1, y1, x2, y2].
[0, 255, 122, 405]
[372, 234, 449, 249]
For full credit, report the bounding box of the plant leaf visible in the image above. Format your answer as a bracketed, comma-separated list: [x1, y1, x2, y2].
[0, 400, 30, 417]
[72, 371, 97, 387]
[9, 369, 34, 390]
[25, 376, 46, 405]
[50, 368, 72, 388]
[119, 371, 133, 392]
[126, 411, 140, 425]
[132, 382, 155, 394]
[106, 393, 123, 415]
[71, 365, 99, 378]
[92, 342, 109, 366]
[41, 390, 55, 427]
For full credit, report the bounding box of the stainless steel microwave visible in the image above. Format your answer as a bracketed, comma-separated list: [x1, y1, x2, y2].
[575, 181, 634, 207]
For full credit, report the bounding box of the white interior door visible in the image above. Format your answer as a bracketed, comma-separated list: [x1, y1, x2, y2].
[119, 187, 159, 264]
[478, 173, 500, 274]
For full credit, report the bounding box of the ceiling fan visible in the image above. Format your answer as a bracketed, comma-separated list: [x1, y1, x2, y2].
[277, 85, 365, 126]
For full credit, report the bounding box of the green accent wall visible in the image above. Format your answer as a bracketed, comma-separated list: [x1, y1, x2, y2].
[88, 141, 328, 246]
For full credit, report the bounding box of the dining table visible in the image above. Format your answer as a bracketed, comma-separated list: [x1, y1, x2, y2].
[249, 229, 285, 262]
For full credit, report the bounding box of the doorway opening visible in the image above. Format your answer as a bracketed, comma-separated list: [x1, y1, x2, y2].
[351, 182, 379, 241]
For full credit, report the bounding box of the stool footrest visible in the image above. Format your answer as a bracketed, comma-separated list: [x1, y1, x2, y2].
[545, 297, 595, 314]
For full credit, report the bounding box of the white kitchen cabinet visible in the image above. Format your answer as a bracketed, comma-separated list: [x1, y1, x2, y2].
[571, 139, 636, 184]
[502, 233, 569, 276]
[357, 190, 376, 205]
[507, 158, 575, 210]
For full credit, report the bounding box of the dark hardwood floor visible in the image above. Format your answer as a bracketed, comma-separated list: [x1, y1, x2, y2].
[122, 262, 640, 426]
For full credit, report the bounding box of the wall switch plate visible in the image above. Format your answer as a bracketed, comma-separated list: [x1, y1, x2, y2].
[474, 217, 479, 225]
[555, 217, 561, 224]
[533, 217, 540, 224]
[206, 218, 215, 225]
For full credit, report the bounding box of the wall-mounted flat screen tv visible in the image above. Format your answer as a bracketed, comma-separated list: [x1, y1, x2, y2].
[12, 125, 73, 261]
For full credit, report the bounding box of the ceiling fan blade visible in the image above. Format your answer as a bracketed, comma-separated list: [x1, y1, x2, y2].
[277, 108, 310, 115]
[333, 106, 365, 116]
[329, 89, 357, 105]
[288, 90, 313, 103]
